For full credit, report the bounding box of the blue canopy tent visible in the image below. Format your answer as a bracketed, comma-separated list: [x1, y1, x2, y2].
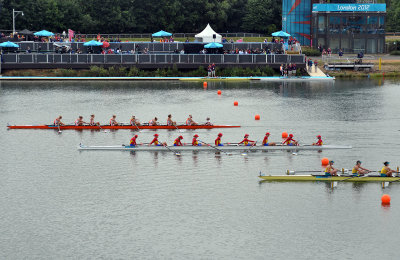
[0, 41, 20, 48]
[83, 40, 104, 46]
[34, 30, 54, 37]
[152, 30, 172, 37]
[204, 42, 223, 48]
[272, 31, 291, 38]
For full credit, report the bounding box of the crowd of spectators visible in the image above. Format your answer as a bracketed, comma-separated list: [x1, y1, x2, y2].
[279, 63, 297, 77]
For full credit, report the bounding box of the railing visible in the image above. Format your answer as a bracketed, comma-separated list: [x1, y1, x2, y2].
[1, 53, 305, 65]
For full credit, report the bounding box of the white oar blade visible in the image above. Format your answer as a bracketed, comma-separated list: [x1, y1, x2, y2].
[332, 181, 338, 188]
[382, 182, 389, 189]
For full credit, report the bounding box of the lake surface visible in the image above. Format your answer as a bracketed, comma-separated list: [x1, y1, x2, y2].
[1, 79, 399, 259]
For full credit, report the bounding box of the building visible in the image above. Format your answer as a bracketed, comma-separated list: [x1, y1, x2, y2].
[282, 0, 386, 53]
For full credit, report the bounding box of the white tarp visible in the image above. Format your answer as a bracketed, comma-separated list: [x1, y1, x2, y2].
[195, 24, 222, 43]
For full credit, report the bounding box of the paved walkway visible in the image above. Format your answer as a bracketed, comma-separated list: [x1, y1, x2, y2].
[306, 66, 328, 77]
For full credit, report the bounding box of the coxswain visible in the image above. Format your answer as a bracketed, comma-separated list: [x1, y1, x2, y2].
[352, 161, 370, 176]
[381, 161, 396, 177]
[282, 134, 298, 146]
[312, 135, 323, 146]
[325, 161, 338, 176]
[110, 115, 119, 126]
[130, 135, 138, 147]
[204, 117, 213, 126]
[262, 132, 276, 146]
[149, 117, 159, 126]
[238, 134, 255, 146]
[186, 115, 197, 126]
[75, 116, 86, 126]
[174, 135, 183, 146]
[89, 114, 100, 126]
[149, 133, 162, 146]
[167, 114, 176, 126]
[54, 116, 65, 126]
[215, 133, 223, 146]
[192, 134, 201, 146]
[130, 116, 141, 126]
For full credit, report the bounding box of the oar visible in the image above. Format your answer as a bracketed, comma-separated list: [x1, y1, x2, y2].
[241, 141, 257, 156]
[57, 124, 62, 134]
[331, 172, 372, 188]
[286, 170, 326, 175]
[97, 124, 108, 133]
[161, 142, 181, 156]
[198, 140, 232, 156]
[172, 124, 184, 133]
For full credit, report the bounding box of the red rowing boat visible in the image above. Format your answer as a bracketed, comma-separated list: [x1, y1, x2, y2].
[7, 124, 240, 130]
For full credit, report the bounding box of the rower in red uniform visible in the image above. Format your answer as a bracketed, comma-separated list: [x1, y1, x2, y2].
[110, 115, 119, 126]
[149, 133, 162, 146]
[192, 134, 201, 146]
[174, 136, 183, 146]
[54, 116, 65, 126]
[149, 117, 158, 126]
[282, 134, 298, 146]
[215, 133, 223, 146]
[238, 134, 255, 146]
[130, 135, 138, 147]
[89, 114, 100, 126]
[75, 116, 86, 126]
[262, 132, 276, 146]
[186, 115, 198, 126]
[312, 135, 323, 146]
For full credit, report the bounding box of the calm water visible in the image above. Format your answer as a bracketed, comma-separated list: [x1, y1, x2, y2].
[1, 79, 400, 259]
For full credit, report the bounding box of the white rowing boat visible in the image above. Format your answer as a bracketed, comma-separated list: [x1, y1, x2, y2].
[78, 144, 352, 151]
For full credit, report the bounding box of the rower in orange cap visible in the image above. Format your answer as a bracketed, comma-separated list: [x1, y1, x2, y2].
[238, 134, 255, 146]
[174, 135, 183, 146]
[149, 133, 162, 146]
[192, 134, 201, 146]
[312, 135, 323, 146]
[215, 133, 223, 146]
[130, 135, 138, 147]
[262, 132, 276, 146]
[282, 134, 298, 146]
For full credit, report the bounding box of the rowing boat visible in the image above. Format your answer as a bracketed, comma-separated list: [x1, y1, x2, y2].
[7, 124, 240, 130]
[259, 175, 400, 182]
[78, 144, 351, 151]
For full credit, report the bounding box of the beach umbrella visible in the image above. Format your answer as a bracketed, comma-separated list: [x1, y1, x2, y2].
[204, 42, 223, 48]
[19, 29, 33, 35]
[34, 30, 54, 37]
[0, 41, 20, 48]
[83, 40, 104, 46]
[102, 41, 110, 48]
[152, 30, 172, 37]
[271, 31, 291, 38]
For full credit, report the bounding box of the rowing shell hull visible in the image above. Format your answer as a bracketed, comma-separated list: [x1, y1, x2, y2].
[259, 175, 400, 182]
[78, 144, 351, 151]
[7, 125, 240, 130]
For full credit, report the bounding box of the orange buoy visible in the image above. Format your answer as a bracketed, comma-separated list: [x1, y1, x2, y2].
[321, 157, 329, 166]
[203, 82, 207, 87]
[255, 114, 260, 120]
[381, 194, 391, 204]
[217, 90, 222, 95]
[234, 101, 238, 106]
[281, 132, 288, 139]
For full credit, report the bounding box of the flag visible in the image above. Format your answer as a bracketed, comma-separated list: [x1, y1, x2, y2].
[68, 29, 74, 42]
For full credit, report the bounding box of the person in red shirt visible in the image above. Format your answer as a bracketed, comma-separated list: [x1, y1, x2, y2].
[174, 136, 183, 146]
[238, 134, 255, 146]
[130, 135, 138, 147]
[282, 134, 298, 146]
[312, 135, 323, 146]
[149, 134, 162, 146]
[215, 133, 223, 146]
[262, 132, 276, 146]
[192, 134, 201, 146]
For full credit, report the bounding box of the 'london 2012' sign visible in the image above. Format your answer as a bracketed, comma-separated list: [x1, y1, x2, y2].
[312, 4, 386, 13]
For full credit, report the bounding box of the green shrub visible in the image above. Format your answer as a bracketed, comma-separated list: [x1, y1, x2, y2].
[302, 48, 322, 57]
[390, 50, 400, 55]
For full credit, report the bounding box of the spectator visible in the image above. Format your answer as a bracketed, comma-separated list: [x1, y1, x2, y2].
[338, 49, 343, 59]
[211, 63, 216, 77]
[314, 60, 318, 73]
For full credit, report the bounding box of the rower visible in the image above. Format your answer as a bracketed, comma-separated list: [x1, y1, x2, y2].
[130, 135, 138, 147]
[167, 114, 176, 126]
[204, 117, 213, 126]
[238, 134, 255, 146]
[215, 133, 223, 146]
[186, 115, 198, 126]
[174, 136, 183, 146]
[352, 160, 370, 176]
[89, 114, 100, 126]
[75, 116, 86, 126]
[282, 134, 298, 146]
[325, 161, 338, 176]
[381, 161, 396, 177]
[312, 135, 323, 146]
[149, 117, 159, 126]
[130, 116, 141, 126]
[110, 115, 119, 126]
[149, 134, 162, 146]
[54, 116, 65, 126]
[192, 134, 201, 146]
[262, 132, 276, 146]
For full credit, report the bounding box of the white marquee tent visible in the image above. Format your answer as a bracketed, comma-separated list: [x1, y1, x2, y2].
[195, 24, 222, 43]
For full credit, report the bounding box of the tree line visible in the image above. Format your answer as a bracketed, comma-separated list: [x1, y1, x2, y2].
[0, 0, 399, 34]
